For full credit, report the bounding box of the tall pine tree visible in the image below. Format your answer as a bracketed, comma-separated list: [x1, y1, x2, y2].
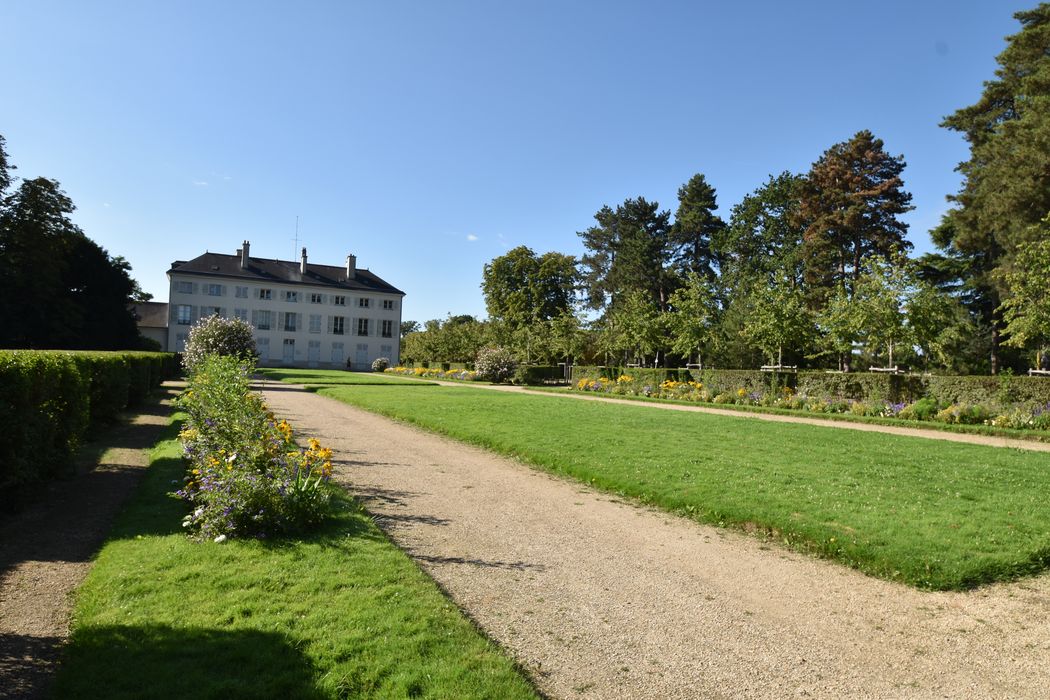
[798, 130, 913, 306]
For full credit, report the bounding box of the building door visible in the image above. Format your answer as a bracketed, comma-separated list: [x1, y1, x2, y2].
[331, 343, 345, 366]
[307, 340, 321, 367]
[282, 338, 295, 364]
[355, 343, 368, 370]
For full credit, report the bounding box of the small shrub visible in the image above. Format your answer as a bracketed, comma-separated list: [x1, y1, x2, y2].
[182, 316, 258, 375]
[474, 346, 517, 383]
[371, 357, 390, 372]
[898, 398, 940, 421]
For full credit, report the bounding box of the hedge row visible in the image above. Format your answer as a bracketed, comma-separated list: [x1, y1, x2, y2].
[0, 350, 178, 503]
[569, 366, 1050, 408]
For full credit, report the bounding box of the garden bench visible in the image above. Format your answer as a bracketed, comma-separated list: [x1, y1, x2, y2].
[869, 366, 903, 374]
[761, 364, 797, 372]
[1028, 369, 1050, 377]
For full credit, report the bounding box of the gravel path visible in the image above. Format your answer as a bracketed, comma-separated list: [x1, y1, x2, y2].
[259, 380, 1050, 699]
[0, 386, 177, 700]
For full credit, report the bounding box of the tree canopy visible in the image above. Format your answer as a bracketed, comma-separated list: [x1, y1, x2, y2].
[0, 135, 148, 350]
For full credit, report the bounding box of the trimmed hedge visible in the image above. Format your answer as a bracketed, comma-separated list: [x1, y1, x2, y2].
[569, 366, 1050, 408]
[512, 365, 566, 385]
[0, 350, 177, 505]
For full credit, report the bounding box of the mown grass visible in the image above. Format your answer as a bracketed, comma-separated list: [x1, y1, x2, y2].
[316, 381, 1050, 591]
[53, 417, 538, 700]
[258, 367, 435, 387]
[525, 385, 1050, 444]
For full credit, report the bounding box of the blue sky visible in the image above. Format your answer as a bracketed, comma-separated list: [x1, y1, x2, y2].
[0, 1, 1027, 324]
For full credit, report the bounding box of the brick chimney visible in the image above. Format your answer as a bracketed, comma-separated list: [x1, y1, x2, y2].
[300, 247, 308, 274]
[346, 254, 357, 280]
[240, 240, 250, 269]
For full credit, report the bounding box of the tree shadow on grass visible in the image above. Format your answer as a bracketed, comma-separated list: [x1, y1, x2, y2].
[51, 624, 326, 700]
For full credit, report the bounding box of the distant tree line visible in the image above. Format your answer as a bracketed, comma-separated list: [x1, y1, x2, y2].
[403, 5, 1050, 375]
[0, 134, 151, 350]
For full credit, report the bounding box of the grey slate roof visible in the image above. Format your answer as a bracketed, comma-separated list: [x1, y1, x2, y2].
[168, 253, 404, 295]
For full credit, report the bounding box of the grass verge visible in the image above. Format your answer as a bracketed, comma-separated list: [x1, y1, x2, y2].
[316, 381, 1050, 591]
[524, 386, 1050, 444]
[53, 415, 538, 699]
[258, 367, 437, 388]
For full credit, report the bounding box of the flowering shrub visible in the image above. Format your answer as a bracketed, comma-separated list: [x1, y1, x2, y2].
[474, 346, 517, 383]
[371, 357, 390, 372]
[175, 355, 333, 541]
[182, 315, 258, 374]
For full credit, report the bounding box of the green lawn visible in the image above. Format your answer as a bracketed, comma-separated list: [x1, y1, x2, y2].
[258, 367, 434, 387]
[317, 381, 1050, 591]
[54, 418, 538, 699]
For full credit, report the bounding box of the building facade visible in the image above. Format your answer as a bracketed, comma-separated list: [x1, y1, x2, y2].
[167, 242, 404, 368]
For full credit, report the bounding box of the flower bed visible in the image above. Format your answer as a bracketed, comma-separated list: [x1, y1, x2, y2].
[572, 374, 1050, 432]
[175, 355, 334, 540]
[386, 366, 480, 382]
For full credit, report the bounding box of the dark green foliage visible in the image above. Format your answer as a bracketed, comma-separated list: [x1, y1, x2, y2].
[0, 352, 88, 495]
[511, 365, 566, 385]
[481, 246, 578, 327]
[578, 197, 675, 312]
[0, 350, 174, 504]
[669, 173, 725, 281]
[0, 136, 147, 350]
[799, 130, 913, 306]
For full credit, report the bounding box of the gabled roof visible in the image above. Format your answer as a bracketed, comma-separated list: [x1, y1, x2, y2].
[168, 252, 404, 296]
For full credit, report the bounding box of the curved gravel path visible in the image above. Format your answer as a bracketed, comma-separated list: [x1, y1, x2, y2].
[259, 380, 1050, 700]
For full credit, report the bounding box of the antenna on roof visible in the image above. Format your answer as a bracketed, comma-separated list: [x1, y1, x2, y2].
[292, 216, 301, 261]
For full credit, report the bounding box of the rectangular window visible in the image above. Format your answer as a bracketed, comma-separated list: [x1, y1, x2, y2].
[309, 314, 322, 333]
[284, 313, 299, 332]
[259, 288, 272, 300]
[204, 306, 222, 317]
[206, 284, 223, 296]
[357, 318, 369, 336]
[382, 299, 395, 310]
[358, 297, 370, 308]
[257, 337, 270, 359]
[332, 317, 345, 335]
[176, 281, 193, 294]
[235, 286, 248, 298]
[310, 293, 324, 304]
[176, 304, 193, 325]
[333, 295, 346, 306]
[284, 291, 298, 302]
[234, 308, 248, 322]
[381, 319, 393, 338]
[254, 310, 272, 331]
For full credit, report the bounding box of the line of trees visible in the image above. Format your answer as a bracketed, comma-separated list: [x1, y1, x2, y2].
[0, 134, 152, 350]
[407, 4, 1050, 374]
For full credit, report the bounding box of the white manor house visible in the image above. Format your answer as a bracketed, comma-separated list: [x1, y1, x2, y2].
[167, 241, 404, 368]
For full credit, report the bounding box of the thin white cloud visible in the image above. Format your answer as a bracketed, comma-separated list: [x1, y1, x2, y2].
[192, 180, 209, 187]
[103, 202, 111, 208]
[466, 234, 479, 242]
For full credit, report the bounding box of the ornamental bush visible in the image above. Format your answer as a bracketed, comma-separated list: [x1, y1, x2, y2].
[175, 355, 333, 540]
[474, 346, 517, 383]
[371, 357, 390, 372]
[182, 316, 258, 375]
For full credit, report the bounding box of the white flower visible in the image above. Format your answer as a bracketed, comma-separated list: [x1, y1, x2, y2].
[213, 534, 227, 543]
